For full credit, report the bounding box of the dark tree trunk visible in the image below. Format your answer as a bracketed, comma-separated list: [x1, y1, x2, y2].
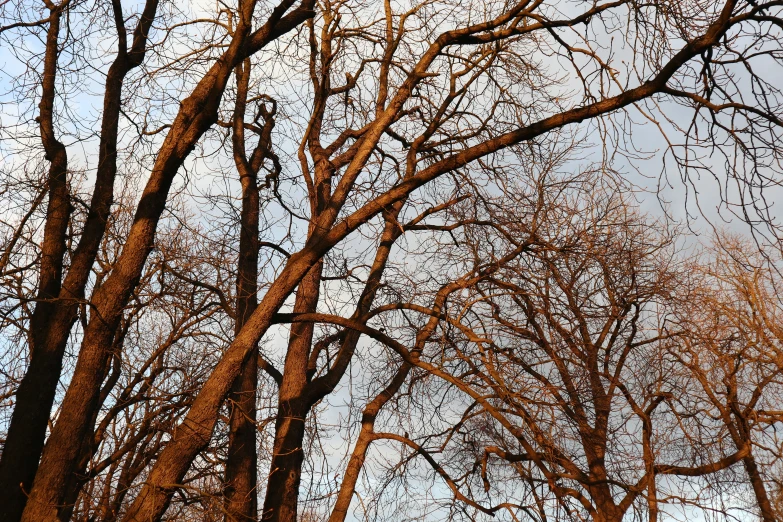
[224, 57, 262, 522]
[0, 7, 69, 519]
[0, 1, 159, 518]
[260, 262, 323, 522]
[743, 453, 776, 522]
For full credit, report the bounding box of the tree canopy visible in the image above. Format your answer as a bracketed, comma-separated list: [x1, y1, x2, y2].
[1, 0, 783, 521]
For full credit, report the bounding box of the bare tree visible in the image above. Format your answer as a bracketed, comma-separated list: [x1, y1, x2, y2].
[1, 0, 783, 521]
[319, 182, 781, 521]
[673, 236, 783, 522]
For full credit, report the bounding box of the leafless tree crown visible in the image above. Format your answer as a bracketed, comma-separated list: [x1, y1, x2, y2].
[1, 0, 783, 521]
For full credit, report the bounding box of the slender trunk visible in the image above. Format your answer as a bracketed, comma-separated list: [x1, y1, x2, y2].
[0, 2, 159, 517]
[260, 261, 323, 522]
[295, 208, 406, 522]
[328, 431, 373, 522]
[0, 6, 69, 519]
[224, 57, 261, 522]
[328, 363, 410, 522]
[742, 449, 776, 521]
[328, 203, 459, 521]
[642, 417, 658, 522]
[258, 181, 405, 522]
[19, 15, 255, 520]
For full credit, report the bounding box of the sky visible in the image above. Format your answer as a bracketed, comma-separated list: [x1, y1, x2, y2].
[1, 1, 783, 520]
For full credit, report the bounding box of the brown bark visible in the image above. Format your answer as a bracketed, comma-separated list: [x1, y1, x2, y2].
[107, 10, 319, 520]
[260, 209, 401, 522]
[687, 348, 777, 521]
[223, 57, 266, 522]
[18, 0, 298, 518]
[0, 1, 159, 517]
[0, 4, 69, 518]
[0, 1, 776, 521]
[118, 253, 316, 522]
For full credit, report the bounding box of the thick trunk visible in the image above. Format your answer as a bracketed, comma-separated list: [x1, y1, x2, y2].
[0, 7, 69, 519]
[586, 448, 623, 522]
[595, 502, 624, 522]
[743, 453, 776, 521]
[56, 340, 126, 522]
[20, 314, 122, 521]
[0, 2, 159, 517]
[583, 485, 623, 522]
[0, 307, 73, 520]
[642, 417, 658, 522]
[224, 60, 261, 517]
[224, 354, 259, 521]
[260, 400, 309, 522]
[261, 261, 323, 522]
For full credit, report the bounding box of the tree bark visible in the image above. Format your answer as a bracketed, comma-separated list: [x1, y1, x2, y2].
[18, 3, 262, 517]
[224, 57, 262, 522]
[0, 5, 69, 519]
[0, 1, 159, 517]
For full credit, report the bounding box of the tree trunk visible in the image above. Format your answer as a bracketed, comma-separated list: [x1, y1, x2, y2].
[0, 6, 69, 519]
[328, 363, 410, 522]
[224, 57, 261, 521]
[224, 354, 259, 521]
[260, 262, 323, 522]
[642, 416, 658, 522]
[743, 451, 776, 521]
[726, 396, 776, 521]
[0, 1, 159, 517]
